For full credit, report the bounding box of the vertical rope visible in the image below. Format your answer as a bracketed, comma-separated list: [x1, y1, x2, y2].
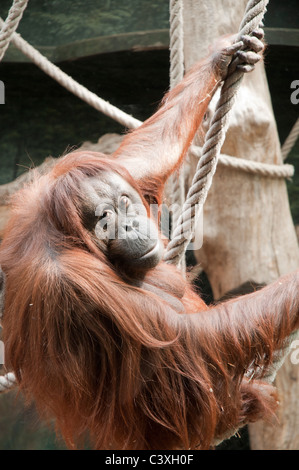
[169, 0, 185, 89]
[168, 0, 186, 272]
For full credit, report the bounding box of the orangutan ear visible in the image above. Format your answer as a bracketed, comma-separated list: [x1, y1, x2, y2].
[0, 268, 5, 318]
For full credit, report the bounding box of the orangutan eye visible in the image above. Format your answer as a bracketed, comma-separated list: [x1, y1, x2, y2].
[119, 195, 131, 211]
[99, 209, 113, 221]
[97, 209, 114, 232]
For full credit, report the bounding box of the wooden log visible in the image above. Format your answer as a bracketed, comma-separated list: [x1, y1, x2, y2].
[182, 0, 299, 449]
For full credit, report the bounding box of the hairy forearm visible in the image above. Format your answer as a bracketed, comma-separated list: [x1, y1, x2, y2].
[180, 270, 299, 376]
[113, 55, 221, 182]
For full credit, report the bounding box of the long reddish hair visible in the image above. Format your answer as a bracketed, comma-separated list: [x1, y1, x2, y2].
[0, 152, 288, 449]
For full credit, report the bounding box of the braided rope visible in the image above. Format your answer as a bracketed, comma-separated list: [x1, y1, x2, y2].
[281, 117, 299, 160]
[169, 0, 186, 271]
[163, 0, 270, 266]
[190, 145, 294, 179]
[169, 0, 185, 89]
[0, 0, 29, 62]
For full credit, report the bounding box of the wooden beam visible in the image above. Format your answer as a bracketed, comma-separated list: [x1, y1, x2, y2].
[1, 29, 170, 63]
[265, 27, 299, 47]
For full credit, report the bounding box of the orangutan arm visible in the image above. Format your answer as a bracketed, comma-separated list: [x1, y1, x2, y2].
[180, 270, 299, 378]
[112, 34, 263, 189]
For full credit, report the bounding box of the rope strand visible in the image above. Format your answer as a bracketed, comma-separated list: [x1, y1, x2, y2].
[168, 0, 186, 272]
[0, 0, 29, 61]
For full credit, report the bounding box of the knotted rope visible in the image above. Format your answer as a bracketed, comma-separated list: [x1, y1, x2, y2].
[163, 0, 270, 266]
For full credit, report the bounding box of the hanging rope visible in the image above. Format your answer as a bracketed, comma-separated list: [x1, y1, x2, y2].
[281, 117, 299, 160]
[169, 0, 185, 90]
[163, 0, 270, 266]
[0, 0, 29, 61]
[168, 0, 186, 272]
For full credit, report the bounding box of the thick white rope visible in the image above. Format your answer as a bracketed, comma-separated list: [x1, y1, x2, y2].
[0, 17, 142, 131]
[169, 0, 186, 271]
[163, 0, 270, 266]
[190, 145, 294, 179]
[0, 0, 29, 61]
[169, 0, 185, 90]
[281, 117, 299, 160]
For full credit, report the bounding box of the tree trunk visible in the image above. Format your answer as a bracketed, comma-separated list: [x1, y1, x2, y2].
[182, 0, 299, 449]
